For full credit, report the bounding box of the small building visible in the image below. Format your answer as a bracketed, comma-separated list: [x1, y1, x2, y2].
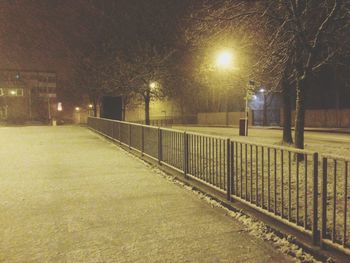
[0, 69, 57, 123]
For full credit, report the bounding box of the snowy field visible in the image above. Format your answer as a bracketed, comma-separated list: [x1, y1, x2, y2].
[172, 126, 350, 157]
[0, 126, 301, 262]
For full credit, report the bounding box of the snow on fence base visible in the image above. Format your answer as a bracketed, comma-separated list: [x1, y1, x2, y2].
[87, 117, 350, 257]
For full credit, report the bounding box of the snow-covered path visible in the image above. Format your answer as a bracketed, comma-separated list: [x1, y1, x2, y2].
[0, 126, 293, 262]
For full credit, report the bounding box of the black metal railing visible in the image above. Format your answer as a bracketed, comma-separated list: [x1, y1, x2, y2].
[87, 117, 349, 256]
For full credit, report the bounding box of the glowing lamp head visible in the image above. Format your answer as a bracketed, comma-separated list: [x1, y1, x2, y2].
[88, 104, 93, 109]
[260, 88, 266, 93]
[75, 107, 80, 111]
[10, 90, 16, 95]
[216, 50, 233, 69]
[149, 82, 157, 90]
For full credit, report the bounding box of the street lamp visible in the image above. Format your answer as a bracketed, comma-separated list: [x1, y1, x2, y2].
[216, 50, 234, 69]
[75, 107, 80, 111]
[149, 81, 157, 90]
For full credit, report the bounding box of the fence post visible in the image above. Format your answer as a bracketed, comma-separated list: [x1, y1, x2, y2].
[183, 132, 188, 178]
[128, 124, 131, 149]
[312, 152, 319, 245]
[226, 138, 231, 201]
[158, 128, 162, 165]
[119, 123, 122, 145]
[141, 126, 144, 157]
[321, 157, 328, 248]
[231, 142, 235, 195]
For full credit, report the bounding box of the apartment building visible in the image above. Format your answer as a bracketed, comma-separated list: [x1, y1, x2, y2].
[0, 69, 57, 123]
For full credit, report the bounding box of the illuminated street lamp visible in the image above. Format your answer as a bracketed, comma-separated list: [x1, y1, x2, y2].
[88, 104, 93, 109]
[149, 81, 157, 91]
[75, 107, 80, 111]
[10, 90, 16, 96]
[216, 50, 234, 69]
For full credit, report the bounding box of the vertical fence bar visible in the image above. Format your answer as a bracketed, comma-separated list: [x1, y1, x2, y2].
[321, 157, 328, 248]
[219, 140, 223, 189]
[250, 144, 253, 203]
[245, 144, 248, 199]
[226, 138, 231, 201]
[296, 156, 300, 225]
[304, 155, 308, 229]
[240, 143, 243, 197]
[158, 128, 162, 164]
[312, 152, 319, 245]
[268, 148, 271, 212]
[183, 132, 188, 178]
[288, 151, 292, 221]
[231, 141, 235, 196]
[256, 145, 259, 205]
[343, 161, 348, 248]
[262, 146, 265, 208]
[119, 123, 122, 145]
[274, 149, 277, 215]
[216, 139, 218, 187]
[332, 160, 337, 243]
[281, 150, 284, 218]
[141, 126, 144, 156]
[129, 124, 131, 149]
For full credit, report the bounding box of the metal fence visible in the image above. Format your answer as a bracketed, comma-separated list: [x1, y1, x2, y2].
[87, 117, 349, 256]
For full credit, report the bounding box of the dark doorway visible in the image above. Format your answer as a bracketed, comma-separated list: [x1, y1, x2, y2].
[101, 96, 122, 120]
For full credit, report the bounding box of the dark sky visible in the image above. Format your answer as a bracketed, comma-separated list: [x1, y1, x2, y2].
[0, 0, 194, 77]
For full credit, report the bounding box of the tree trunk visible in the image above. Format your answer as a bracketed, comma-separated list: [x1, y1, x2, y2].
[294, 78, 306, 150]
[144, 95, 150, 125]
[282, 80, 293, 144]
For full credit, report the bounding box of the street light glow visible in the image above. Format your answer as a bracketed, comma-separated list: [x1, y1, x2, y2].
[260, 88, 266, 93]
[75, 107, 80, 111]
[149, 81, 157, 90]
[88, 104, 93, 109]
[216, 50, 233, 69]
[10, 90, 16, 95]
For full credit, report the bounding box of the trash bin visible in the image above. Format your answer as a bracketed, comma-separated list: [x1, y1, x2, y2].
[239, 118, 248, 136]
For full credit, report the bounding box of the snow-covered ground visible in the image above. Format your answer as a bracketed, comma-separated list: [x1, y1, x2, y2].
[0, 125, 305, 262]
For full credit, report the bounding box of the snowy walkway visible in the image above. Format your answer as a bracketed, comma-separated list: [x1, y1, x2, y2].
[0, 126, 293, 262]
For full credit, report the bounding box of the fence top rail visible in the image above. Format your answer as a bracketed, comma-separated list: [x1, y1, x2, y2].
[89, 117, 320, 156]
[321, 154, 350, 162]
[231, 140, 317, 155]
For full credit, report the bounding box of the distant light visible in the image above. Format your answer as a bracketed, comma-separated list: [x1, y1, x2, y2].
[57, 102, 63, 111]
[216, 50, 234, 69]
[16, 73, 20, 80]
[260, 88, 266, 93]
[252, 95, 257, 100]
[88, 104, 93, 109]
[10, 90, 16, 95]
[75, 107, 80, 111]
[149, 82, 157, 89]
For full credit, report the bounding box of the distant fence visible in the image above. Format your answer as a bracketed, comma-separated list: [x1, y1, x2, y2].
[88, 117, 350, 256]
[198, 109, 350, 128]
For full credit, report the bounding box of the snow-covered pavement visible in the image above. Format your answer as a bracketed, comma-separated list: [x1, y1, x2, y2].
[0, 126, 295, 262]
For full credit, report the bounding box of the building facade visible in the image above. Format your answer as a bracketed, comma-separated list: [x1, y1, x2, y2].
[0, 69, 57, 123]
